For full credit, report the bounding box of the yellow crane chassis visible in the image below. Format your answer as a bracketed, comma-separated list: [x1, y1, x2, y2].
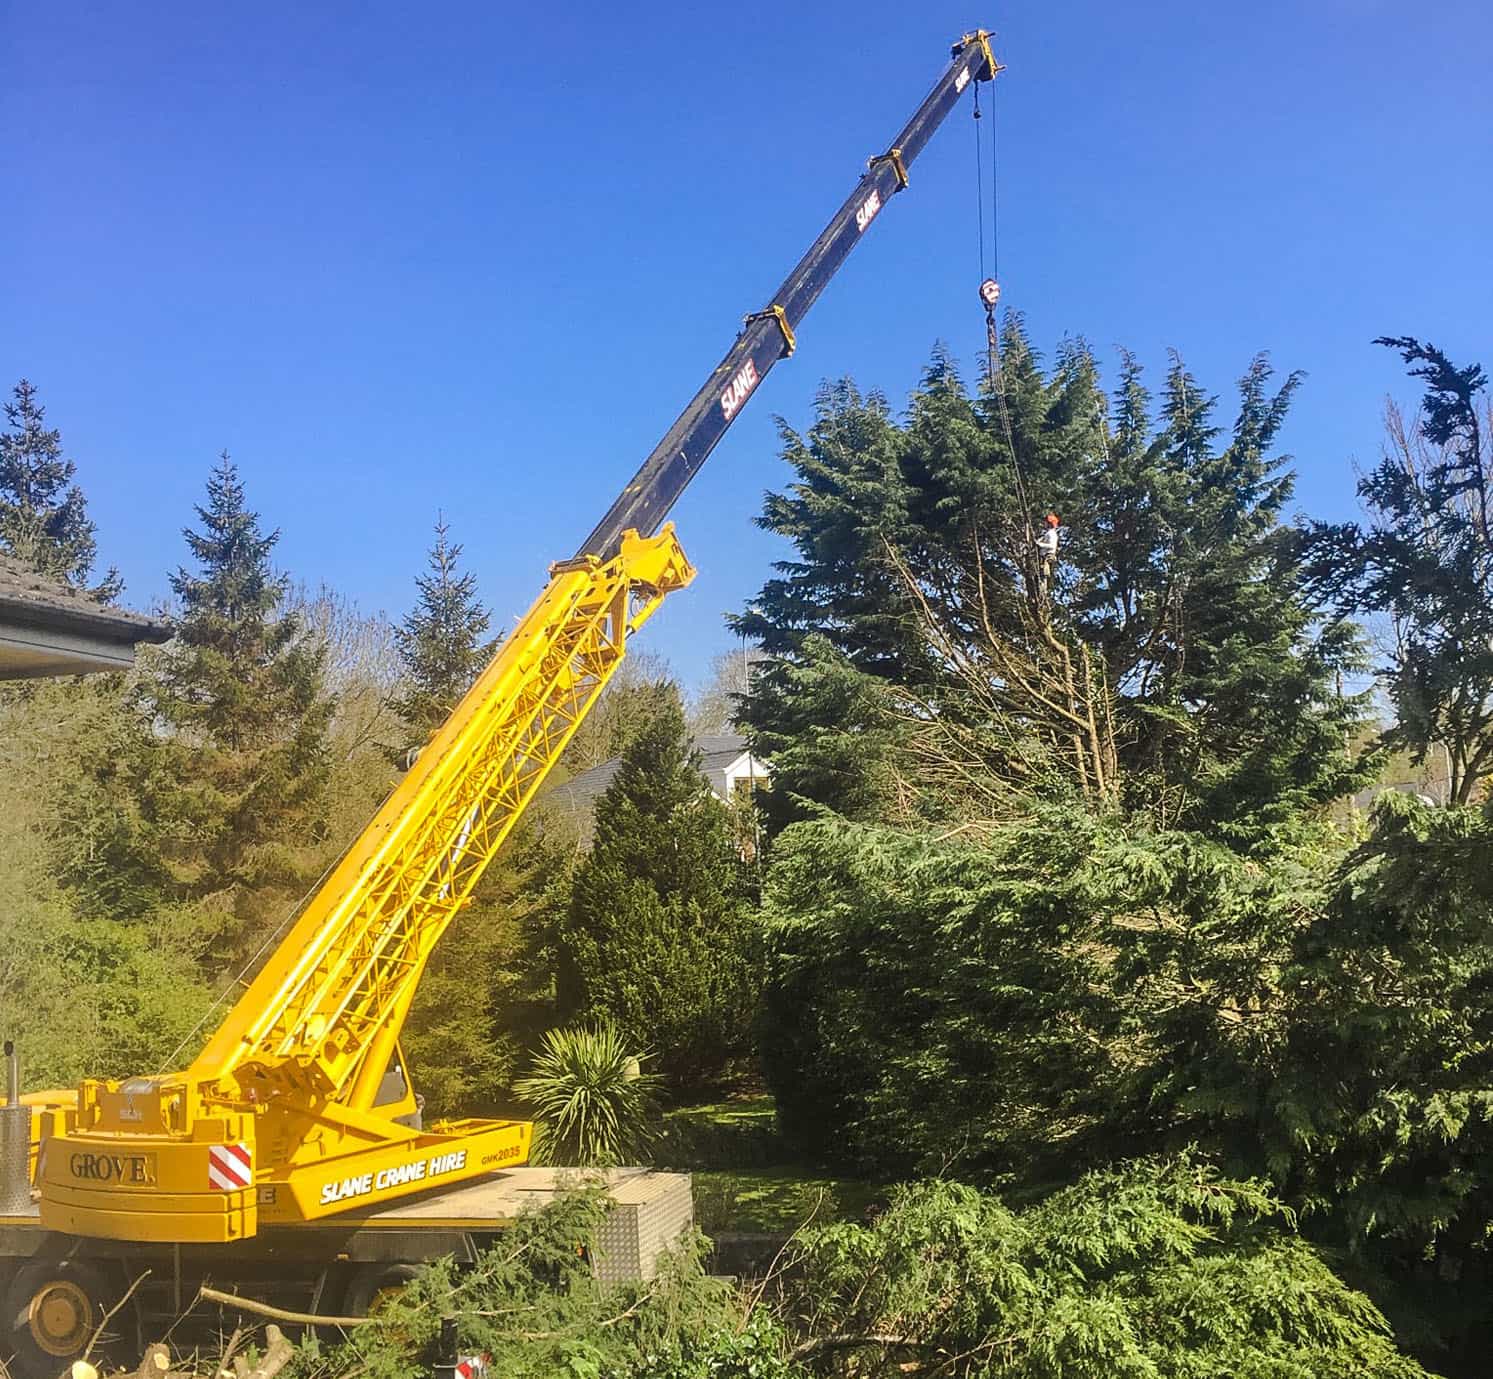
[40, 1116, 533, 1242]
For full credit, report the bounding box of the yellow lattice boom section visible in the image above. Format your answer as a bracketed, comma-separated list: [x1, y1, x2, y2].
[189, 526, 695, 1111]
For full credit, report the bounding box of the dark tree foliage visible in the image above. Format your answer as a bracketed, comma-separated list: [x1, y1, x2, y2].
[759, 808, 1298, 1181]
[556, 683, 758, 1095]
[788, 1159, 1434, 1379]
[393, 515, 494, 744]
[147, 454, 333, 913]
[762, 796, 1493, 1371]
[0, 379, 120, 597]
[736, 335, 1370, 843]
[1308, 338, 1493, 803]
[742, 632, 901, 834]
[1231, 797, 1493, 1364]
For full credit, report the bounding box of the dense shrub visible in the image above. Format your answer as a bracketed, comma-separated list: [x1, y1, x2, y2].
[784, 1157, 1435, 1378]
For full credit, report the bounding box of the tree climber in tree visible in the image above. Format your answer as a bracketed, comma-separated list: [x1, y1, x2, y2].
[1036, 511, 1060, 587]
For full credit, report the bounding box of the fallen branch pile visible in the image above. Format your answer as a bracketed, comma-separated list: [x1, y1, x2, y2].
[70, 1324, 295, 1379]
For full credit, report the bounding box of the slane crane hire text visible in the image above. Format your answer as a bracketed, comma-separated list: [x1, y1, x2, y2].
[319, 1150, 468, 1206]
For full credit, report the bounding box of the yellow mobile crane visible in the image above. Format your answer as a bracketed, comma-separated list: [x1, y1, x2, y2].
[0, 30, 999, 1372]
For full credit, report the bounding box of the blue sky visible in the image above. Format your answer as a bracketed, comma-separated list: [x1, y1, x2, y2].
[5, 1, 1490, 687]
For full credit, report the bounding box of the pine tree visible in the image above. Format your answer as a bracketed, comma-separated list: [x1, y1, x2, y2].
[148, 453, 333, 907]
[1119, 352, 1370, 834]
[1309, 337, 1493, 803]
[557, 683, 758, 1095]
[0, 379, 120, 597]
[393, 516, 494, 744]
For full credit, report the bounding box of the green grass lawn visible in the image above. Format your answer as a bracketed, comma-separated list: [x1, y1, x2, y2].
[656, 1095, 780, 1168]
[659, 1095, 890, 1234]
[691, 1168, 890, 1234]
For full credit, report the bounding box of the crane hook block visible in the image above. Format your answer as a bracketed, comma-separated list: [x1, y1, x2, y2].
[979, 279, 1001, 310]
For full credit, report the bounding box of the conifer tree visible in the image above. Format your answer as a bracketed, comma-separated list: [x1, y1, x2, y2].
[736, 335, 1370, 842]
[1310, 337, 1493, 803]
[148, 453, 333, 905]
[557, 683, 757, 1094]
[0, 379, 120, 597]
[393, 516, 494, 743]
[560, 648, 677, 772]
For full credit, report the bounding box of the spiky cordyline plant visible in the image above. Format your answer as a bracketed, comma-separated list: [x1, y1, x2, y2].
[515, 1024, 660, 1167]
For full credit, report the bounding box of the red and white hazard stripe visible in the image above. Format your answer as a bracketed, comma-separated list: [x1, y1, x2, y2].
[208, 1142, 253, 1191]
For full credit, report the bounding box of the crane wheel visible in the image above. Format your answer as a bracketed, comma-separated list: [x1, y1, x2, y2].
[342, 1263, 421, 1318]
[5, 1261, 118, 1378]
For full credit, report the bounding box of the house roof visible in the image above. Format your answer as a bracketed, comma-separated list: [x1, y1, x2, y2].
[0, 554, 170, 679]
[695, 734, 764, 798]
[541, 733, 766, 823]
[544, 756, 626, 820]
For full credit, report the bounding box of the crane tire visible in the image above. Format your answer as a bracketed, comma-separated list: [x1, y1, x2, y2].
[341, 1263, 421, 1318]
[5, 1261, 119, 1379]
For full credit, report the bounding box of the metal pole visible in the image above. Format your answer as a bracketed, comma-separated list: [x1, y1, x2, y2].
[0, 1040, 34, 1212]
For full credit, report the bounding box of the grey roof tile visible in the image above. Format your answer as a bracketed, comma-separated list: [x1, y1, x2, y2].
[0, 553, 169, 642]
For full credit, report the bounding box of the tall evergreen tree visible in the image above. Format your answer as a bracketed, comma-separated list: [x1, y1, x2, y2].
[736, 335, 1370, 843]
[556, 683, 758, 1095]
[1309, 338, 1493, 803]
[393, 516, 494, 743]
[389, 519, 547, 1116]
[0, 379, 120, 597]
[148, 453, 333, 909]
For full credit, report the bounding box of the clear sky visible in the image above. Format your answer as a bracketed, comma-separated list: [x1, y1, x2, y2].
[5, 1, 1490, 686]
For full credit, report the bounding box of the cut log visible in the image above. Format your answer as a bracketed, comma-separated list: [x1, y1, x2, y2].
[248, 1325, 294, 1379]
